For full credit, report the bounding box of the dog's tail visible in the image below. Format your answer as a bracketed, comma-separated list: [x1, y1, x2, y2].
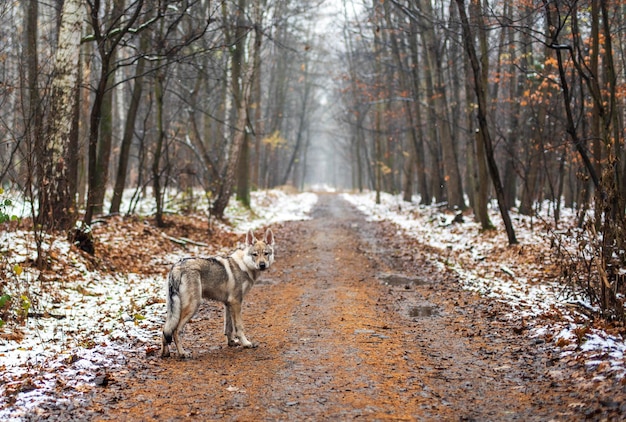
[163, 271, 181, 344]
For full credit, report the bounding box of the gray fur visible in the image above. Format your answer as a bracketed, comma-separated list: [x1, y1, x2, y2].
[161, 229, 275, 358]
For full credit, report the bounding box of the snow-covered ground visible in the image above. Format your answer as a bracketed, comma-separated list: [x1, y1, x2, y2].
[342, 191, 626, 381]
[0, 190, 317, 420]
[1, 189, 625, 419]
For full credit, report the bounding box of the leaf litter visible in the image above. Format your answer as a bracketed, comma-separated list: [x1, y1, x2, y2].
[0, 190, 317, 420]
[0, 188, 625, 419]
[342, 191, 626, 379]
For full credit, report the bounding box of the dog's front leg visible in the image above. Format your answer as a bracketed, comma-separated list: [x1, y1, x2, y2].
[228, 300, 257, 348]
[224, 303, 239, 347]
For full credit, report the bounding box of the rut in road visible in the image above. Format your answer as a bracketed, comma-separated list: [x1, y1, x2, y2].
[87, 194, 585, 421]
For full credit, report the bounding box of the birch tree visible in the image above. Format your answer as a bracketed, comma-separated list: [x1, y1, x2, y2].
[38, 0, 85, 231]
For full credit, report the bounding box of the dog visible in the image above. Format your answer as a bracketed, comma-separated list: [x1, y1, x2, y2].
[161, 228, 275, 358]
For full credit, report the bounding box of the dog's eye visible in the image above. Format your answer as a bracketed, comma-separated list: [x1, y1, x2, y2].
[251, 252, 259, 257]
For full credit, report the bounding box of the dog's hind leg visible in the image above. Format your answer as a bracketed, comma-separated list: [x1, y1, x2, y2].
[161, 332, 172, 357]
[162, 273, 182, 358]
[172, 273, 202, 358]
[173, 304, 200, 358]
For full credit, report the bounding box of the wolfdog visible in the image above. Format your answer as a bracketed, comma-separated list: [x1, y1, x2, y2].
[161, 229, 275, 358]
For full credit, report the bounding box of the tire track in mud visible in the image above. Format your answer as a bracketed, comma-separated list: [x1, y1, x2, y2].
[83, 194, 617, 421]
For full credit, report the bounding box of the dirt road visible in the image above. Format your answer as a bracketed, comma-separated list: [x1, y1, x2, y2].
[83, 194, 623, 420]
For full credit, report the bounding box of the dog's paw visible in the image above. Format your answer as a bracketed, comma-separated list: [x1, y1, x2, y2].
[243, 341, 258, 349]
[228, 338, 240, 347]
[178, 351, 192, 359]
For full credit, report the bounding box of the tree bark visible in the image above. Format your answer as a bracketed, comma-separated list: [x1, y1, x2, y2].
[236, 131, 251, 206]
[281, 54, 310, 186]
[419, 0, 465, 210]
[110, 35, 148, 214]
[468, 0, 493, 230]
[212, 94, 252, 219]
[251, 0, 263, 190]
[231, 0, 251, 206]
[38, 0, 84, 231]
[456, 0, 517, 244]
[417, 6, 444, 204]
[84, 0, 143, 225]
[23, 0, 44, 227]
[407, 16, 429, 204]
[153, 65, 166, 227]
[213, 0, 254, 220]
[23, 0, 42, 190]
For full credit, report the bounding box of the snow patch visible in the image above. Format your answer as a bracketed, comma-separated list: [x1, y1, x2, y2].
[342, 191, 626, 379]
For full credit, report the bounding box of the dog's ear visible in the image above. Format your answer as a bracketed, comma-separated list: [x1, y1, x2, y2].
[246, 229, 256, 246]
[264, 229, 275, 246]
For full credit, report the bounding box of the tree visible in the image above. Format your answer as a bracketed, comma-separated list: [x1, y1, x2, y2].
[110, 33, 148, 214]
[465, 0, 492, 230]
[212, 0, 255, 219]
[21, 0, 43, 231]
[84, 0, 145, 225]
[542, 0, 624, 318]
[406, 7, 429, 203]
[38, 0, 85, 231]
[212, 75, 254, 219]
[455, 0, 517, 245]
[418, 0, 465, 211]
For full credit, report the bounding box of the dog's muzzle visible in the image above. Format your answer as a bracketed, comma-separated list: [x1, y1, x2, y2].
[259, 262, 267, 270]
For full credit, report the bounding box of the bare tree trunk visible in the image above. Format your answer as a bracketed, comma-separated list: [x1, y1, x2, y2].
[22, 0, 44, 236]
[84, 0, 143, 225]
[153, 66, 166, 227]
[342, 4, 366, 193]
[110, 35, 148, 214]
[78, 42, 92, 208]
[23, 0, 41, 188]
[231, 0, 250, 207]
[373, 24, 383, 204]
[281, 53, 310, 186]
[251, 1, 263, 190]
[468, 0, 493, 230]
[502, 4, 529, 210]
[236, 132, 251, 206]
[384, 1, 416, 202]
[465, 52, 493, 230]
[519, 146, 541, 215]
[419, 20, 444, 204]
[38, 0, 84, 232]
[407, 16, 429, 204]
[212, 91, 252, 219]
[84, 60, 110, 225]
[419, 0, 465, 210]
[68, 54, 81, 214]
[213, 0, 255, 219]
[456, 0, 517, 245]
[94, 69, 115, 214]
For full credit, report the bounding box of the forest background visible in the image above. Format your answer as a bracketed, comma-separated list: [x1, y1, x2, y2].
[0, 0, 626, 321]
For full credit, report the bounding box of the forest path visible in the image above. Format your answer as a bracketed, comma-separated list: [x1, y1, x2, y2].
[84, 194, 614, 420]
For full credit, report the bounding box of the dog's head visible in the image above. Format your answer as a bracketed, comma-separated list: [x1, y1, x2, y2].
[244, 229, 275, 271]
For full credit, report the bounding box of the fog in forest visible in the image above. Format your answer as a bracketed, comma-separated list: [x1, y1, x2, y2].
[291, 0, 355, 190]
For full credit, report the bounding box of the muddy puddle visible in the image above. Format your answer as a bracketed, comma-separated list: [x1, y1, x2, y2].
[378, 273, 430, 287]
[408, 305, 439, 318]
